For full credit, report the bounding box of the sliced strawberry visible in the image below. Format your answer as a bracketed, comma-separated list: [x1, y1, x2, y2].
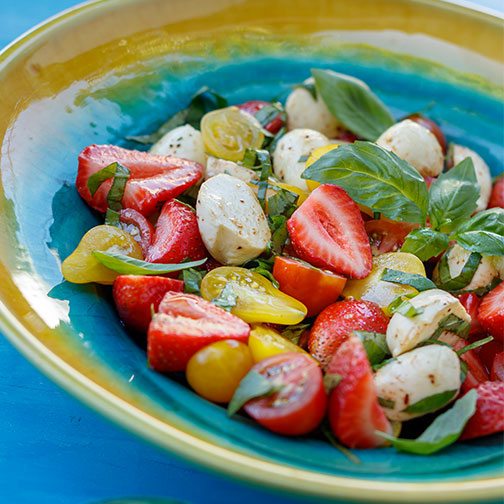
[287, 184, 372, 279]
[458, 293, 483, 338]
[237, 100, 285, 134]
[477, 338, 504, 374]
[460, 381, 504, 440]
[119, 208, 154, 256]
[327, 336, 391, 448]
[145, 200, 206, 264]
[491, 352, 504, 382]
[309, 300, 388, 369]
[478, 283, 504, 341]
[488, 178, 504, 209]
[113, 275, 183, 333]
[147, 292, 250, 372]
[76, 144, 203, 216]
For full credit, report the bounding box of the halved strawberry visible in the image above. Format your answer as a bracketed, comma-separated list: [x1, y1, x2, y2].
[145, 200, 206, 264]
[309, 300, 389, 369]
[478, 283, 504, 341]
[147, 292, 250, 372]
[113, 275, 183, 333]
[287, 184, 372, 279]
[76, 144, 203, 216]
[327, 336, 392, 448]
[488, 178, 504, 209]
[237, 100, 285, 134]
[457, 293, 483, 338]
[491, 352, 504, 382]
[119, 208, 154, 256]
[460, 381, 504, 440]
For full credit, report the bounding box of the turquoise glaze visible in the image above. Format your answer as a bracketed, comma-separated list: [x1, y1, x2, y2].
[2, 45, 503, 484]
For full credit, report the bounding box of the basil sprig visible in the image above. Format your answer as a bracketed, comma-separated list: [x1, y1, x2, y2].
[312, 69, 394, 140]
[378, 389, 477, 455]
[381, 269, 437, 292]
[401, 228, 449, 261]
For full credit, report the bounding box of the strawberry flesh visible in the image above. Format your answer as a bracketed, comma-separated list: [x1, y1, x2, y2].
[478, 283, 504, 342]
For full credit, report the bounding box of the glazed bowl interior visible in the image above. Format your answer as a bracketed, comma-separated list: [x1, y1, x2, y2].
[0, 0, 503, 502]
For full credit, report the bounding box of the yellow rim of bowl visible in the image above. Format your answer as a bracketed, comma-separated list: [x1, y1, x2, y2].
[0, 0, 503, 501]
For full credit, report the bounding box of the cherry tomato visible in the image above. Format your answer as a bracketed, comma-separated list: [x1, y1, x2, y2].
[491, 352, 504, 382]
[273, 256, 346, 317]
[201, 106, 264, 161]
[119, 208, 154, 256]
[365, 219, 418, 256]
[237, 100, 285, 134]
[407, 113, 447, 153]
[248, 324, 309, 362]
[458, 293, 483, 338]
[489, 178, 504, 209]
[200, 267, 307, 325]
[62, 225, 143, 284]
[186, 340, 253, 403]
[243, 353, 327, 435]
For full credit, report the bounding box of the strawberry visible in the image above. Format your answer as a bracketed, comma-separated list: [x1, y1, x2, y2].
[119, 208, 154, 256]
[488, 178, 504, 209]
[309, 300, 389, 369]
[477, 338, 504, 374]
[76, 144, 203, 216]
[457, 293, 483, 338]
[113, 275, 183, 333]
[287, 185, 372, 279]
[147, 292, 250, 372]
[145, 200, 206, 264]
[491, 352, 504, 382]
[477, 283, 504, 341]
[237, 100, 285, 134]
[327, 336, 392, 448]
[460, 381, 504, 440]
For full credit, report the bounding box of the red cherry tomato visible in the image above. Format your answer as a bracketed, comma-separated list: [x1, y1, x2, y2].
[365, 219, 418, 256]
[237, 100, 285, 134]
[491, 352, 504, 382]
[272, 256, 346, 317]
[119, 208, 154, 256]
[458, 293, 483, 338]
[407, 113, 447, 153]
[489, 178, 504, 209]
[243, 353, 327, 436]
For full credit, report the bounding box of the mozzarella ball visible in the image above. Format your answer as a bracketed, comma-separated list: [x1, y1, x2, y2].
[376, 119, 444, 177]
[273, 129, 331, 190]
[205, 156, 257, 182]
[490, 256, 504, 279]
[386, 289, 470, 357]
[150, 124, 206, 166]
[452, 144, 492, 212]
[196, 174, 270, 265]
[374, 345, 461, 421]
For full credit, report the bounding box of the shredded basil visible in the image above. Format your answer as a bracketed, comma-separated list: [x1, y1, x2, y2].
[281, 323, 311, 345]
[457, 336, 494, 356]
[354, 331, 390, 366]
[403, 390, 458, 415]
[431, 313, 471, 340]
[180, 268, 206, 294]
[381, 269, 437, 292]
[378, 397, 395, 409]
[434, 248, 481, 292]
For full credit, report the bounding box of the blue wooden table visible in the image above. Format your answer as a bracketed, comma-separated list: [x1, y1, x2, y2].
[0, 1, 501, 503]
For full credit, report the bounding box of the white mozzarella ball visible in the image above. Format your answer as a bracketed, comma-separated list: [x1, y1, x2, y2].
[376, 119, 444, 177]
[374, 345, 461, 421]
[386, 289, 470, 357]
[196, 174, 270, 265]
[150, 124, 206, 166]
[205, 156, 257, 182]
[273, 128, 331, 190]
[490, 256, 504, 279]
[452, 145, 492, 212]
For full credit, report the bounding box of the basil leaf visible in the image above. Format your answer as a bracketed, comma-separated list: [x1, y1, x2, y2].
[211, 283, 237, 312]
[431, 313, 471, 340]
[435, 249, 481, 292]
[354, 331, 390, 366]
[181, 268, 206, 294]
[281, 323, 311, 345]
[388, 297, 423, 318]
[429, 158, 479, 233]
[105, 208, 121, 227]
[302, 141, 429, 224]
[87, 162, 121, 196]
[454, 208, 504, 256]
[266, 215, 289, 256]
[378, 397, 395, 409]
[248, 149, 273, 210]
[93, 251, 207, 275]
[295, 82, 317, 100]
[403, 390, 458, 415]
[378, 389, 477, 455]
[381, 269, 437, 292]
[254, 103, 286, 130]
[106, 163, 130, 212]
[243, 257, 279, 288]
[267, 188, 298, 217]
[311, 69, 394, 140]
[265, 125, 287, 154]
[401, 228, 449, 261]
[227, 370, 282, 416]
[323, 373, 342, 394]
[372, 356, 396, 371]
[457, 336, 493, 356]
[241, 148, 257, 168]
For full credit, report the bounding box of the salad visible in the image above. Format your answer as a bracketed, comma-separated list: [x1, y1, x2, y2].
[61, 69, 504, 454]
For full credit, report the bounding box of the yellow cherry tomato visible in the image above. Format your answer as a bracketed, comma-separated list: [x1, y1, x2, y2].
[200, 266, 307, 325]
[305, 143, 340, 192]
[186, 340, 253, 403]
[343, 252, 426, 315]
[201, 106, 264, 161]
[248, 324, 308, 363]
[61, 225, 143, 285]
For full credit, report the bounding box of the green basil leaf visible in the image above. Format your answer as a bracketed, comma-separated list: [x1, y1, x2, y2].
[312, 69, 394, 140]
[372, 356, 396, 371]
[457, 336, 494, 356]
[354, 331, 390, 366]
[454, 208, 504, 256]
[434, 249, 481, 292]
[378, 389, 477, 455]
[266, 215, 289, 256]
[295, 82, 317, 100]
[302, 141, 429, 224]
[93, 251, 207, 275]
[323, 373, 342, 394]
[253, 103, 286, 130]
[381, 268, 437, 292]
[281, 323, 311, 345]
[267, 188, 298, 218]
[431, 313, 471, 340]
[378, 397, 395, 409]
[241, 148, 258, 168]
[401, 228, 450, 261]
[211, 283, 238, 312]
[181, 268, 206, 294]
[106, 163, 130, 212]
[105, 208, 121, 227]
[227, 370, 282, 416]
[388, 297, 423, 318]
[403, 390, 458, 415]
[87, 162, 121, 196]
[265, 125, 287, 154]
[428, 158, 479, 233]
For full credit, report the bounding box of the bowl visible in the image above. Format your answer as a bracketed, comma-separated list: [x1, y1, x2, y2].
[0, 0, 503, 501]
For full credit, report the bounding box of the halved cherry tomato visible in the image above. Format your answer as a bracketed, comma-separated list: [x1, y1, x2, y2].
[248, 324, 309, 362]
[237, 100, 285, 134]
[200, 267, 307, 325]
[243, 352, 327, 435]
[119, 208, 154, 256]
[407, 113, 447, 154]
[186, 340, 253, 403]
[491, 352, 504, 382]
[273, 256, 346, 317]
[365, 219, 418, 256]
